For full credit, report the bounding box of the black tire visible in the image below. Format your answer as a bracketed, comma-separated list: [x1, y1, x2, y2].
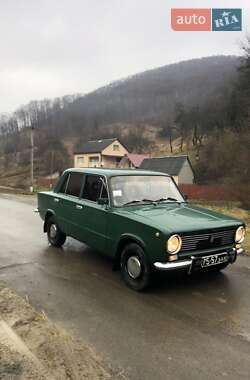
[47, 216, 66, 247]
[120, 243, 152, 291]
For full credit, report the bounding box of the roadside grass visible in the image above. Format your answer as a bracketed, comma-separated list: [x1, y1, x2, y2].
[192, 201, 250, 255]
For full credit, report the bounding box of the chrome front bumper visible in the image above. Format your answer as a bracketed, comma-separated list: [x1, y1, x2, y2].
[154, 259, 193, 271]
[154, 247, 243, 272]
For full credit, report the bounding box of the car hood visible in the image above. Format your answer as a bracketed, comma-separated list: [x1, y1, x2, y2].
[115, 203, 243, 234]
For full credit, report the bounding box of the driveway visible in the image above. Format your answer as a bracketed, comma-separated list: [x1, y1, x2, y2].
[0, 194, 250, 380]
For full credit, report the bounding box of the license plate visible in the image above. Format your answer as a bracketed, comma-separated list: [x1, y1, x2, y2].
[201, 253, 229, 268]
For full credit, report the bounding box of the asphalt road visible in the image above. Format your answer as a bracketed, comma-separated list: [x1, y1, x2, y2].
[0, 194, 250, 380]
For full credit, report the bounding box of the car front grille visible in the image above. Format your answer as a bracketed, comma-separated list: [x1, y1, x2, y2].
[180, 229, 236, 252]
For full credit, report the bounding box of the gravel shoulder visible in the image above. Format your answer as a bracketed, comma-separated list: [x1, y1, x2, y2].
[0, 282, 126, 380]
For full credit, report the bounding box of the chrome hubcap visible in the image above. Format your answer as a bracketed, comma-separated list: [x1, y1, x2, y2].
[127, 256, 142, 279]
[50, 224, 57, 239]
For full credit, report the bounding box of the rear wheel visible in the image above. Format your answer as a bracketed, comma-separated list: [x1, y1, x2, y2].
[120, 243, 152, 291]
[47, 216, 66, 247]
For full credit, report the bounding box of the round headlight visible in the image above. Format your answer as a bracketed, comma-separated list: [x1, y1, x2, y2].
[167, 234, 182, 254]
[235, 226, 246, 243]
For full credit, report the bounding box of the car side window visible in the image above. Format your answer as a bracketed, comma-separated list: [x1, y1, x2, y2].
[82, 175, 108, 202]
[58, 173, 69, 194]
[65, 173, 83, 197]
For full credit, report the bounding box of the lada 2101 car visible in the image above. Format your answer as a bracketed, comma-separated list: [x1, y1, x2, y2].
[36, 168, 246, 291]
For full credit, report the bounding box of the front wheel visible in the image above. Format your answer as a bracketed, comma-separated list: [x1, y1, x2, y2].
[47, 216, 66, 247]
[120, 243, 152, 291]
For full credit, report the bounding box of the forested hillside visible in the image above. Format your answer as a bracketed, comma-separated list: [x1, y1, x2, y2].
[68, 55, 238, 125]
[0, 55, 238, 164]
[0, 49, 249, 207]
[0, 55, 239, 139]
[196, 41, 250, 207]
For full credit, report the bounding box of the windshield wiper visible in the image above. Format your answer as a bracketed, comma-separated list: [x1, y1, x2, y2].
[123, 198, 180, 206]
[123, 199, 155, 206]
[123, 200, 143, 206]
[155, 197, 178, 203]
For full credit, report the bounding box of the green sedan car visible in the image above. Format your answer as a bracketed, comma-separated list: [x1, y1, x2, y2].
[36, 168, 246, 291]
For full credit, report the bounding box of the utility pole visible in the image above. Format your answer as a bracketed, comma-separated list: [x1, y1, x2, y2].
[50, 150, 54, 189]
[30, 126, 34, 193]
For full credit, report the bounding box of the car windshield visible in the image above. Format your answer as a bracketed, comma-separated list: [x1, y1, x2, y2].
[110, 175, 184, 207]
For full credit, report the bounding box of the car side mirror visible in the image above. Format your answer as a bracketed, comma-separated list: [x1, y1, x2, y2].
[183, 194, 188, 201]
[97, 198, 109, 206]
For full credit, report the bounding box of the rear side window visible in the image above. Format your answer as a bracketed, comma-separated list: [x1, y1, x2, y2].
[57, 173, 69, 194]
[65, 173, 83, 197]
[82, 175, 108, 202]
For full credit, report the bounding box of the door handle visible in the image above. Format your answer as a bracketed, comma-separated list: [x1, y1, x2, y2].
[54, 198, 60, 203]
[76, 205, 83, 210]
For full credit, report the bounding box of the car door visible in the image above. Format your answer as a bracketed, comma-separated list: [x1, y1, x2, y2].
[61, 172, 85, 239]
[52, 172, 84, 237]
[52, 172, 71, 233]
[77, 174, 109, 252]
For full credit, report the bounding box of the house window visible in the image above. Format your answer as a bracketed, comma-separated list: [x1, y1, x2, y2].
[89, 156, 100, 163]
[115, 157, 121, 167]
[113, 144, 119, 151]
[77, 156, 84, 165]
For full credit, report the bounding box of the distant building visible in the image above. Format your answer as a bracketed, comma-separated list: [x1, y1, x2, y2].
[74, 138, 128, 168]
[140, 155, 194, 184]
[119, 153, 148, 169]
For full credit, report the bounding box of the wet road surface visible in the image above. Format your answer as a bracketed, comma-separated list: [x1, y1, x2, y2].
[0, 194, 250, 380]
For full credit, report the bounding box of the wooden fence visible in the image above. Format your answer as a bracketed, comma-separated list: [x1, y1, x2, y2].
[179, 184, 234, 201]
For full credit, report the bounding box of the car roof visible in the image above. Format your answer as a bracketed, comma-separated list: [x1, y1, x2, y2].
[64, 167, 170, 177]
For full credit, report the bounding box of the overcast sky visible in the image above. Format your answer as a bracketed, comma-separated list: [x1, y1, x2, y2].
[0, 0, 249, 113]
